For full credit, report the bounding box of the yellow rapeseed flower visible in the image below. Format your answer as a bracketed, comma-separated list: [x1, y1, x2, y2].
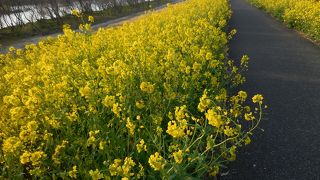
[30, 151, 47, 166]
[109, 159, 122, 176]
[68, 166, 78, 179]
[252, 94, 263, 104]
[166, 120, 187, 138]
[205, 109, 223, 128]
[88, 16, 94, 23]
[89, 169, 104, 180]
[244, 112, 255, 121]
[136, 139, 147, 153]
[135, 100, 145, 109]
[71, 9, 81, 17]
[238, 91, 247, 101]
[99, 141, 106, 150]
[148, 152, 165, 171]
[137, 163, 145, 178]
[126, 118, 136, 135]
[229, 146, 237, 161]
[244, 136, 251, 145]
[112, 103, 121, 117]
[173, 150, 183, 164]
[209, 166, 220, 177]
[20, 151, 32, 164]
[140, 82, 155, 94]
[52, 141, 68, 164]
[2, 137, 22, 154]
[79, 85, 91, 97]
[0, 0, 264, 178]
[103, 95, 116, 108]
[122, 157, 136, 177]
[224, 126, 235, 137]
[198, 90, 211, 112]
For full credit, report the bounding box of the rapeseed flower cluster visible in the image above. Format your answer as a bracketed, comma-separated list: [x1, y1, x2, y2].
[249, 0, 320, 40]
[136, 139, 147, 153]
[173, 150, 184, 164]
[0, 0, 264, 178]
[109, 157, 136, 178]
[89, 169, 104, 180]
[68, 166, 78, 179]
[148, 152, 165, 171]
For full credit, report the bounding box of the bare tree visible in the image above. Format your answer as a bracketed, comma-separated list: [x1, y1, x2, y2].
[0, 0, 169, 32]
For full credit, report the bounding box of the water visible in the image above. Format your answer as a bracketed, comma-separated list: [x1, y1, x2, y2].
[0, 3, 105, 29]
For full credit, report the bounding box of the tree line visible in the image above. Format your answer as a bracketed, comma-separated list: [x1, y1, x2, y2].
[0, 0, 167, 31]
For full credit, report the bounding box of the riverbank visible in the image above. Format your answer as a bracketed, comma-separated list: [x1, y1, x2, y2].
[0, 0, 174, 52]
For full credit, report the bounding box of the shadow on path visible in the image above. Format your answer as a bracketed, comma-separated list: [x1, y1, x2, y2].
[225, 0, 320, 179]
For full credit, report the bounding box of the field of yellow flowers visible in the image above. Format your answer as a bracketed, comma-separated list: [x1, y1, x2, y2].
[0, 0, 263, 179]
[249, 0, 320, 41]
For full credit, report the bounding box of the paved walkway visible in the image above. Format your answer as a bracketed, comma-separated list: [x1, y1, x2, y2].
[225, 0, 320, 179]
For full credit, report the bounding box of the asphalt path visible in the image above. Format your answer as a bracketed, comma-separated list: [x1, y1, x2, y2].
[224, 0, 320, 179]
[0, 0, 182, 53]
